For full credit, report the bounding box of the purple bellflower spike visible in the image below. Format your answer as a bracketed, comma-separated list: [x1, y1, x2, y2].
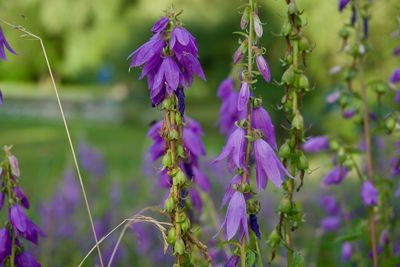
[322, 166, 348, 185]
[219, 191, 249, 241]
[0, 228, 11, 263]
[341, 242, 353, 262]
[0, 26, 16, 61]
[252, 107, 277, 150]
[339, 0, 350, 12]
[320, 216, 341, 231]
[303, 136, 330, 153]
[254, 138, 292, 190]
[214, 127, 246, 171]
[394, 46, 400, 56]
[255, 55, 271, 82]
[326, 91, 341, 104]
[15, 252, 41, 267]
[390, 68, 400, 84]
[152, 17, 169, 33]
[237, 82, 250, 112]
[361, 180, 378, 206]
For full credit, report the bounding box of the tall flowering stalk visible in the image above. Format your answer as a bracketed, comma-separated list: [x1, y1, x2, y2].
[215, 1, 291, 266]
[128, 8, 211, 266]
[0, 146, 44, 267]
[272, 0, 313, 265]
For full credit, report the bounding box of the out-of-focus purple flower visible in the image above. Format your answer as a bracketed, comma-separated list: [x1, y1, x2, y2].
[395, 91, 400, 104]
[363, 18, 369, 39]
[394, 46, 400, 56]
[218, 87, 246, 135]
[0, 26, 16, 61]
[303, 136, 330, 153]
[15, 252, 41, 267]
[361, 181, 378, 206]
[320, 216, 341, 231]
[224, 255, 240, 267]
[217, 77, 234, 99]
[0, 228, 11, 262]
[390, 68, 400, 84]
[379, 229, 389, 246]
[341, 242, 352, 262]
[342, 109, 357, 119]
[0, 90, 3, 105]
[214, 127, 247, 171]
[183, 120, 206, 157]
[0, 192, 4, 211]
[326, 91, 341, 104]
[193, 167, 210, 192]
[320, 195, 340, 215]
[252, 107, 277, 150]
[78, 143, 106, 177]
[14, 187, 30, 209]
[8, 155, 20, 177]
[189, 188, 203, 213]
[350, 7, 356, 26]
[219, 191, 249, 241]
[249, 214, 261, 239]
[255, 55, 271, 82]
[237, 82, 250, 112]
[254, 138, 292, 189]
[322, 166, 348, 185]
[152, 17, 169, 33]
[221, 175, 242, 208]
[339, 0, 350, 12]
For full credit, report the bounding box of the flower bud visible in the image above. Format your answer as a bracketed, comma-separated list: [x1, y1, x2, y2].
[241, 7, 250, 30]
[181, 217, 191, 233]
[287, 2, 298, 15]
[173, 169, 186, 186]
[279, 142, 291, 159]
[176, 145, 185, 159]
[175, 112, 182, 125]
[385, 116, 396, 131]
[167, 227, 176, 244]
[268, 229, 281, 247]
[281, 22, 293, 37]
[164, 197, 175, 213]
[278, 198, 292, 213]
[162, 150, 173, 168]
[297, 153, 309, 170]
[297, 74, 309, 90]
[240, 183, 251, 193]
[292, 111, 304, 130]
[253, 13, 263, 38]
[299, 36, 310, 52]
[174, 238, 185, 255]
[282, 67, 295, 85]
[162, 98, 172, 110]
[168, 129, 179, 140]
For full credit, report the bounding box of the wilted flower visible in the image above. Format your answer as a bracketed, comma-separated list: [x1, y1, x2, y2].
[237, 82, 250, 112]
[341, 242, 353, 262]
[0, 26, 16, 61]
[303, 136, 330, 153]
[322, 166, 348, 185]
[361, 180, 378, 206]
[252, 107, 277, 150]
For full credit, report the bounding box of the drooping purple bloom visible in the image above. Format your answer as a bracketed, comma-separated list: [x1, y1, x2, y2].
[322, 166, 348, 185]
[224, 255, 240, 267]
[320, 216, 341, 231]
[390, 68, 400, 84]
[129, 33, 165, 69]
[320, 195, 340, 215]
[219, 191, 249, 241]
[325, 91, 341, 104]
[193, 166, 210, 192]
[249, 214, 261, 239]
[303, 136, 330, 153]
[152, 17, 169, 33]
[214, 127, 247, 171]
[9, 205, 28, 233]
[218, 84, 246, 135]
[221, 175, 242, 208]
[233, 46, 244, 64]
[394, 46, 400, 56]
[153, 56, 180, 96]
[254, 138, 292, 189]
[342, 109, 357, 119]
[0, 228, 11, 262]
[361, 181, 378, 206]
[339, 0, 350, 12]
[183, 122, 206, 157]
[256, 55, 271, 82]
[252, 107, 277, 150]
[15, 252, 41, 267]
[341, 242, 353, 262]
[237, 82, 250, 112]
[14, 187, 30, 209]
[0, 26, 16, 61]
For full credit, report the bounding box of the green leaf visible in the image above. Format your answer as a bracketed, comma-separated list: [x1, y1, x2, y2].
[247, 250, 256, 267]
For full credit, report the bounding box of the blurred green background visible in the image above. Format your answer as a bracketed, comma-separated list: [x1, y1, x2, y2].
[0, 0, 399, 266]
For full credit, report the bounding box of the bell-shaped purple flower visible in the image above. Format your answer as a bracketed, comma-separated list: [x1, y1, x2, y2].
[10, 205, 28, 233]
[254, 138, 292, 189]
[129, 33, 165, 69]
[15, 187, 30, 209]
[339, 0, 350, 12]
[153, 56, 180, 95]
[252, 107, 277, 150]
[320, 216, 341, 231]
[214, 127, 246, 170]
[221, 175, 242, 208]
[303, 136, 330, 153]
[341, 242, 353, 262]
[361, 181, 378, 206]
[322, 166, 348, 185]
[233, 46, 244, 64]
[152, 17, 169, 33]
[237, 82, 250, 112]
[0, 228, 11, 262]
[255, 55, 271, 82]
[219, 191, 249, 241]
[217, 77, 234, 99]
[15, 252, 41, 267]
[0, 26, 16, 61]
[225, 255, 240, 267]
[219, 90, 246, 135]
[390, 68, 400, 84]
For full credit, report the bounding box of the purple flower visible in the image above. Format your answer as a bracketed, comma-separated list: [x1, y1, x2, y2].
[0, 26, 16, 61]
[325, 91, 341, 104]
[0, 192, 4, 211]
[390, 68, 400, 84]
[219, 191, 249, 241]
[249, 214, 261, 239]
[361, 181, 378, 206]
[221, 175, 242, 208]
[256, 55, 271, 82]
[320, 195, 340, 215]
[78, 143, 106, 177]
[379, 229, 389, 246]
[252, 107, 277, 150]
[252, 13, 263, 38]
[175, 88, 185, 116]
[193, 167, 210, 192]
[129, 33, 165, 69]
[152, 17, 169, 33]
[395, 91, 400, 104]
[303, 136, 330, 153]
[322, 166, 348, 185]
[320, 216, 341, 231]
[214, 127, 246, 170]
[189, 188, 203, 213]
[254, 138, 292, 189]
[237, 82, 250, 112]
[341, 242, 352, 262]
[0, 228, 11, 262]
[233, 46, 244, 64]
[224, 255, 240, 267]
[0, 90, 3, 105]
[342, 109, 357, 119]
[15, 252, 41, 267]
[339, 0, 350, 12]
[153, 56, 180, 96]
[217, 77, 234, 99]
[183, 122, 206, 157]
[218, 90, 246, 135]
[14, 187, 30, 209]
[394, 46, 400, 56]
[9, 205, 44, 244]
